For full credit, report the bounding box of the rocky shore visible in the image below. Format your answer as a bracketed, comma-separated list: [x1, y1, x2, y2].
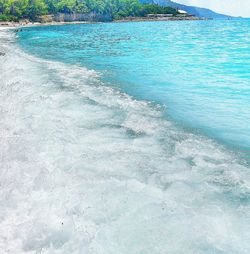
[0, 15, 203, 29]
[115, 16, 202, 22]
[0, 20, 92, 29]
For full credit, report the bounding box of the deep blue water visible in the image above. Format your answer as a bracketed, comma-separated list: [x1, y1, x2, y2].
[18, 20, 250, 151]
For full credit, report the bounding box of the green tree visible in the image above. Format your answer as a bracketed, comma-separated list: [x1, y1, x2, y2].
[0, 0, 178, 21]
[27, 0, 48, 20]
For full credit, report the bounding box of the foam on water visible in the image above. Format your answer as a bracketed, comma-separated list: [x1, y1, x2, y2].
[0, 30, 250, 253]
[17, 21, 250, 150]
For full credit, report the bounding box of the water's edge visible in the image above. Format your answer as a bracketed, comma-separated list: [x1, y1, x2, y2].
[17, 20, 250, 152]
[1, 28, 250, 253]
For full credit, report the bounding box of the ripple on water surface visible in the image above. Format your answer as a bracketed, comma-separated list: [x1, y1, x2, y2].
[18, 20, 250, 150]
[0, 23, 250, 253]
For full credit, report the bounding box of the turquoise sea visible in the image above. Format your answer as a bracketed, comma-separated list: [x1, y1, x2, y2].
[0, 20, 250, 253]
[18, 20, 250, 151]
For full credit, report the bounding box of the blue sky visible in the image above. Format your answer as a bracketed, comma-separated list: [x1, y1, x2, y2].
[174, 0, 250, 17]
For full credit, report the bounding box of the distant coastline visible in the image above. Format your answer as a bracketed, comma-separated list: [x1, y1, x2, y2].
[114, 15, 203, 22]
[0, 16, 204, 29]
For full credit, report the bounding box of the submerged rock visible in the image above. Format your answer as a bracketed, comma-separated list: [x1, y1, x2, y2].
[14, 28, 22, 33]
[0, 52, 5, 56]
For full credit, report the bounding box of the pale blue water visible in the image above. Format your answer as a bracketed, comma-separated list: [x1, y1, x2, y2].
[1, 20, 250, 253]
[18, 20, 250, 151]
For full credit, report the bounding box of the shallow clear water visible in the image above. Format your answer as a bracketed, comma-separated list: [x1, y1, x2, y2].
[0, 20, 250, 253]
[18, 20, 250, 150]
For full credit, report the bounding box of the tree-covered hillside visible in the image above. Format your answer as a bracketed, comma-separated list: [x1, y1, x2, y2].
[140, 0, 231, 19]
[0, 0, 178, 21]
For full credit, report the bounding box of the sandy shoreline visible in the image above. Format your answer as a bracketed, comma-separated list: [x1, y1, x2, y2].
[0, 16, 203, 29]
[0, 21, 95, 29]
